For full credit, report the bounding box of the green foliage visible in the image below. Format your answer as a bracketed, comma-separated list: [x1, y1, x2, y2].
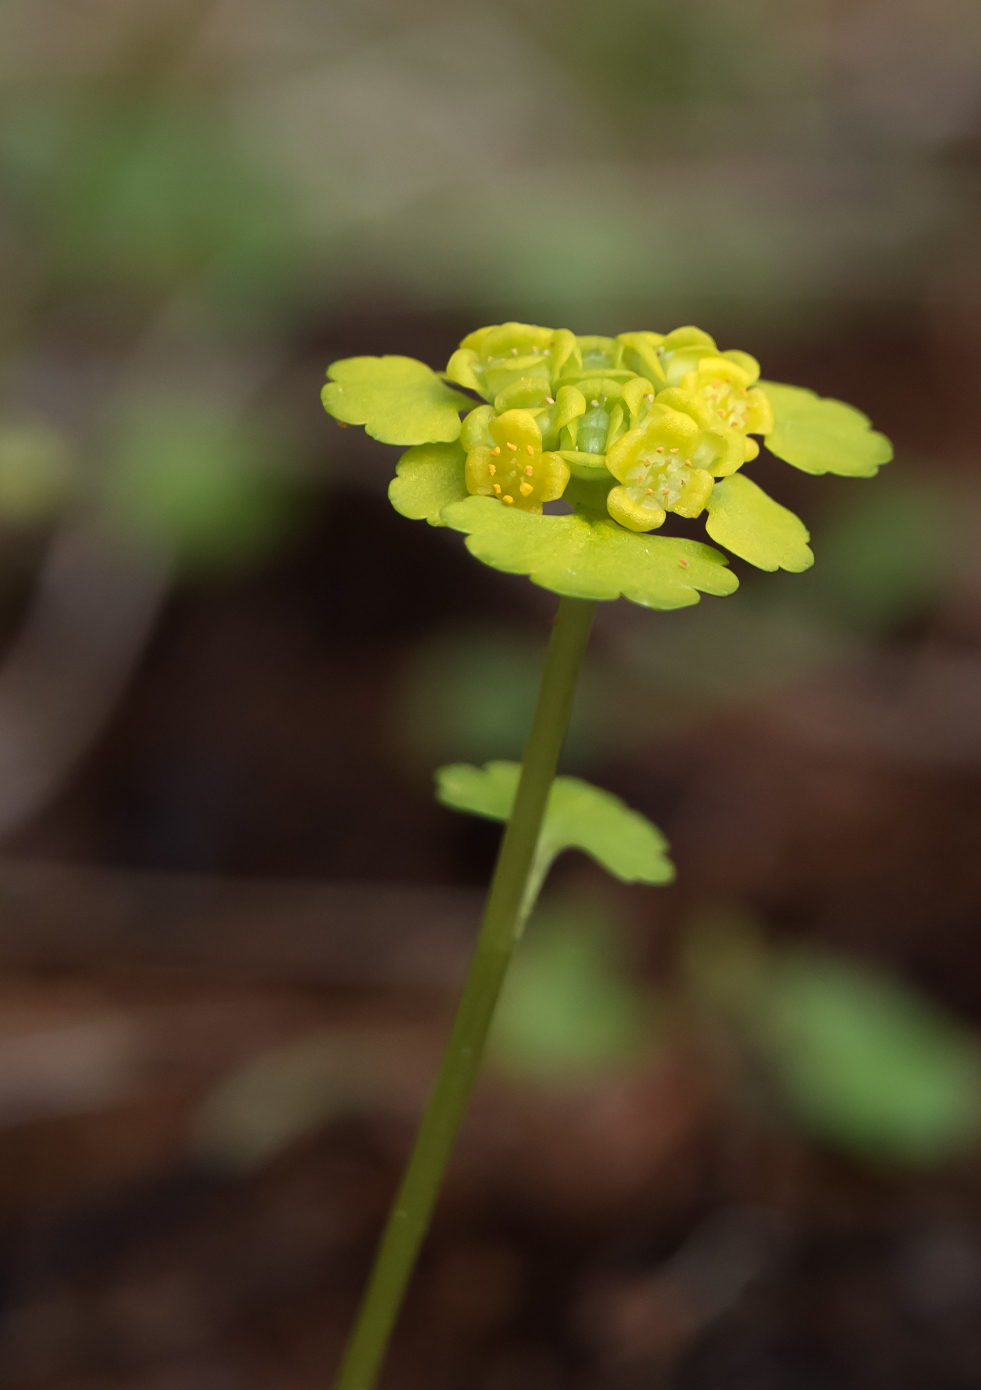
[322, 357, 472, 446]
[436, 760, 674, 884]
[762, 381, 893, 477]
[388, 441, 469, 525]
[103, 396, 296, 573]
[400, 630, 613, 767]
[704, 472, 813, 572]
[769, 953, 981, 1163]
[689, 922, 981, 1164]
[441, 497, 738, 608]
[0, 421, 74, 525]
[801, 475, 950, 632]
[489, 901, 653, 1080]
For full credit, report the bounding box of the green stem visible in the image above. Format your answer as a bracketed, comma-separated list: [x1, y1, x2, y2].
[333, 594, 596, 1390]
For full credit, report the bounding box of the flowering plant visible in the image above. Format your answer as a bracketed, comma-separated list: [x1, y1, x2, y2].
[324, 322, 891, 606]
[321, 323, 891, 1390]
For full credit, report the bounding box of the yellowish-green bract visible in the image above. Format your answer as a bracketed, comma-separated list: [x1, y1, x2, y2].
[322, 323, 893, 610]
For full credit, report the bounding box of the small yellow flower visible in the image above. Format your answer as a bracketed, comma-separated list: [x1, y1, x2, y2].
[447, 324, 578, 400]
[604, 406, 715, 533]
[680, 356, 773, 438]
[464, 409, 570, 513]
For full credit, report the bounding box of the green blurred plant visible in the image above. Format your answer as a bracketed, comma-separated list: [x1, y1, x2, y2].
[321, 321, 890, 1390]
[686, 916, 981, 1164]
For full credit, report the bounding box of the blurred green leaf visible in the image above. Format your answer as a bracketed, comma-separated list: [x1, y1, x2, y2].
[442, 496, 739, 608]
[705, 473, 814, 572]
[490, 900, 653, 1080]
[436, 760, 674, 884]
[2, 95, 295, 300]
[688, 921, 981, 1163]
[768, 952, 981, 1163]
[762, 382, 893, 478]
[388, 440, 468, 525]
[104, 396, 296, 573]
[323, 357, 471, 446]
[801, 475, 952, 632]
[0, 421, 74, 525]
[399, 629, 616, 768]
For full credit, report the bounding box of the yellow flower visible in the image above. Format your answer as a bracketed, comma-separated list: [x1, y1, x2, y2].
[604, 406, 715, 533]
[446, 323, 578, 401]
[680, 356, 773, 439]
[464, 409, 570, 513]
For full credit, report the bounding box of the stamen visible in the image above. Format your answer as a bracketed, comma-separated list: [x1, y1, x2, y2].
[511, 347, 518, 355]
[526, 445, 534, 455]
[488, 464, 497, 475]
[507, 442, 517, 451]
[491, 446, 500, 456]
[493, 484, 502, 494]
[656, 446, 664, 453]
[524, 465, 533, 476]
[519, 482, 533, 496]
[670, 448, 679, 454]
[503, 494, 514, 503]
[590, 399, 599, 407]
[679, 559, 689, 568]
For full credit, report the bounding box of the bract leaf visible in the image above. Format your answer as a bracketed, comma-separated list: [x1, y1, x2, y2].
[441, 496, 738, 608]
[705, 473, 814, 573]
[761, 381, 893, 477]
[322, 356, 472, 446]
[388, 441, 468, 526]
[436, 760, 675, 884]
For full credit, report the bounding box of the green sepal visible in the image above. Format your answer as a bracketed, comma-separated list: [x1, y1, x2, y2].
[435, 761, 674, 885]
[388, 441, 468, 526]
[441, 496, 738, 608]
[322, 356, 472, 445]
[705, 472, 814, 572]
[761, 381, 893, 477]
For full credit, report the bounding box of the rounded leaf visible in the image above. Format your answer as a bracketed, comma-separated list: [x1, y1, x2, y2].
[441, 496, 738, 608]
[761, 381, 893, 477]
[389, 441, 468, 526]
[705, 473, 814, 572]
[322, 356, 472, 446]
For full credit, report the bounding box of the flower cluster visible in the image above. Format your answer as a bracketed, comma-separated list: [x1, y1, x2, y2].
[448, 323, 773, 531]
[321, 321, 892, 608]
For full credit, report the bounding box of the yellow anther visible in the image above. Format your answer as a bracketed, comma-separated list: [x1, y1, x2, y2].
[545, 396, 555, 404]
[511, 347, 519, 355]
[656, 445, 664, 453]
[488, 464, 496, 475]
[503, 494, 514, 503]
[507, 441, 517, 451]
[646, 488, 653, 495]
[524, 465, 533, 476]
[590, 399, 599, 407]
[526, 444, 534, 455]
[493, 483, 502, 494]
[519, 481, 533, 496]
[670, 447, 679, 454]
[491, 446, 500, 456]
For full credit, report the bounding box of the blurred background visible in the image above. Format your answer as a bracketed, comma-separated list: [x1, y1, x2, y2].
[0, 1, 979, 1386]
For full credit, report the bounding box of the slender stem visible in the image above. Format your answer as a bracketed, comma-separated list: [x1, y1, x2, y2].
[333, 594, 597, 1390]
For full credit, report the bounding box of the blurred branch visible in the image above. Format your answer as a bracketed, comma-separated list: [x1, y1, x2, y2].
[0, 508, 170, 838]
